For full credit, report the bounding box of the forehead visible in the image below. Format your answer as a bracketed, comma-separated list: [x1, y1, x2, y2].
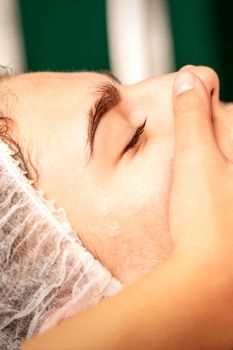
[7, 71, 107, 90]
[0, 71, 112, 136]
[1, 71, 110, 115]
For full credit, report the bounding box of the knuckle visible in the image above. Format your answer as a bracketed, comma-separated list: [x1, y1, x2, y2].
[192, 66, 220, 96]
[198, 66, 219, 82]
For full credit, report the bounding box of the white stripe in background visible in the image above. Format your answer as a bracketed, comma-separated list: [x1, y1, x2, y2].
[0, 0, 26, 73]
[106, 0, 175, 84]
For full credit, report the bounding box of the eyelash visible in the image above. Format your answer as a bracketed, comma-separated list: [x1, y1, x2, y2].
[122, 118, 147, 154]
[90, 102, 146, 154]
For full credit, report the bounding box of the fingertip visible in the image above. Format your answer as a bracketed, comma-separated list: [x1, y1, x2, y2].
[173, 72, 196, 97]
[180, 64, 195, 72]
[178, 65, 220, 105]
[173, 71, 211, 112]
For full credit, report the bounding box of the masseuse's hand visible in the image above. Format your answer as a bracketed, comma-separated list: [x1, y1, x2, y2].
[170, 69, 233, 348]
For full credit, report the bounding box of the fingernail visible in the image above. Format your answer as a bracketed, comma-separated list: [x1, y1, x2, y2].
[174, 72, 196, 96]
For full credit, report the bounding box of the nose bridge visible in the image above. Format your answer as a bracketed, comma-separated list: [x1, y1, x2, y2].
[120, 81, 152, 124]
[123, 71, 175, 102]
[122, 76, 158, 109]
[121, 66, 220, 116]
[120, 73, 174, 128]
[119, 81, 174, 146]
[125, 72, 173, 103]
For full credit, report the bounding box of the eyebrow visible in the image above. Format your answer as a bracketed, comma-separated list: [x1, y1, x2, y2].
[87, 76, 121, 156]
[100, 70, 122, 85]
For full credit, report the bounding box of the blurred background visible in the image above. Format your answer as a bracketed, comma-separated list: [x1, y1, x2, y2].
[0, 0, 232, 100]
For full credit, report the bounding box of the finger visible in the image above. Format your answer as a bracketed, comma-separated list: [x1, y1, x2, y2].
[173, 71, 222, 166]
[171, 71, 225, 244]
[179, 65, 220, 105]
[180, 64, 195, 72]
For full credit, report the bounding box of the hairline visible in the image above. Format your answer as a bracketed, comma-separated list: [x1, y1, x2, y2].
[0, 66, 36, 182]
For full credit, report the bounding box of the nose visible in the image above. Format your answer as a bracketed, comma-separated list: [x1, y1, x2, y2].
[119, 65, 220, 131]
[121, 72, 175, 129]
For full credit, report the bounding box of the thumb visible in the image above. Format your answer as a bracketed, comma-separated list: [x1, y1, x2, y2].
[173, 71, 213, 154]
[171, 71, 225, 246]
[173, 71, 222, 169]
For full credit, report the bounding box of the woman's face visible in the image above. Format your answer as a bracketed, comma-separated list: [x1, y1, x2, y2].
[4, 66, 233, 285]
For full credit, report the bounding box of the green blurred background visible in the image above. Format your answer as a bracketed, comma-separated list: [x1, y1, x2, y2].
[17, 0, 233, 101]
[168, 0, 233, 101]
[19, 0, 110, 72]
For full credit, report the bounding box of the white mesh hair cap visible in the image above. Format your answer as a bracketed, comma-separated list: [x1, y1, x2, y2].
[0, 140, 122, 350]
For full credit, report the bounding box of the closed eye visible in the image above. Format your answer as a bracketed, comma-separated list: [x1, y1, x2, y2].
[122, 118, 147, 154]
[87, 72, 146, 159]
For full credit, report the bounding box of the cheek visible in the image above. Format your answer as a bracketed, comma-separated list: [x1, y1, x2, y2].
[73, 139, 174, 282]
